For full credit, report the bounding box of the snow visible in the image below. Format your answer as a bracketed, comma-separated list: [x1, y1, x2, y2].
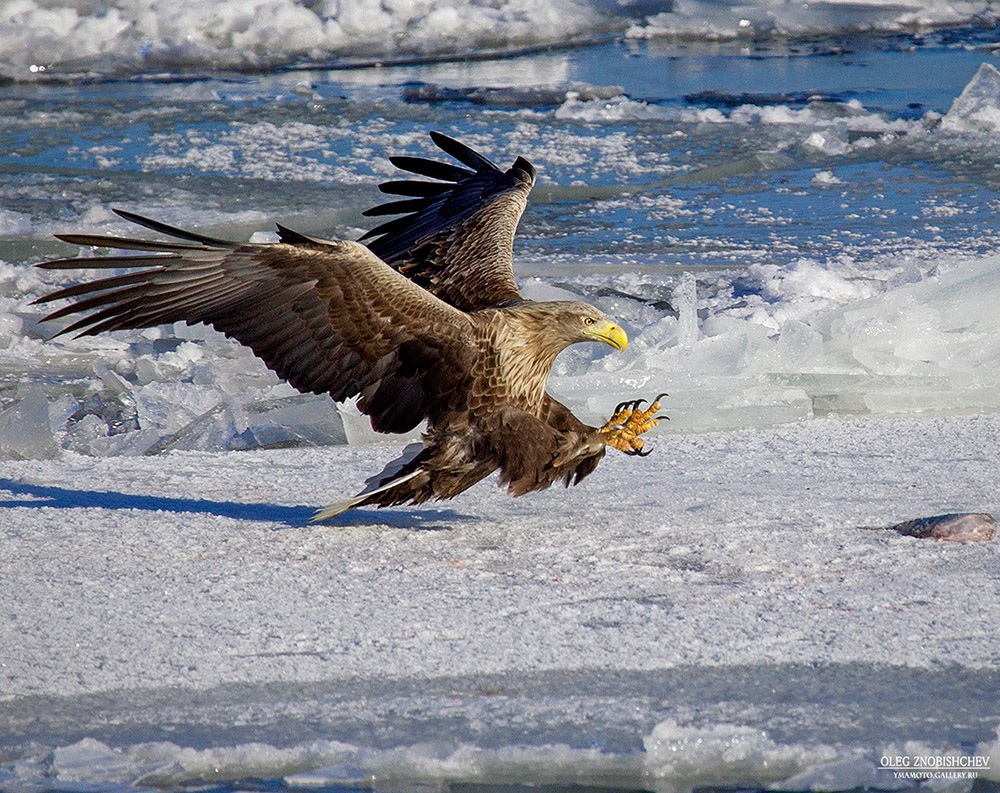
[1, 412, 998, 789]
[1, 0, 997, 81]
[629, 0, 996, 40]
[0, 0, 640, 80]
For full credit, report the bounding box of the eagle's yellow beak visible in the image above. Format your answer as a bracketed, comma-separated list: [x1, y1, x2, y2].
[587, 320, 628, 351]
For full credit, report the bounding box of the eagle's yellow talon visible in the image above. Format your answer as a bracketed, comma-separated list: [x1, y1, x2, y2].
[600, 393, 667, 455]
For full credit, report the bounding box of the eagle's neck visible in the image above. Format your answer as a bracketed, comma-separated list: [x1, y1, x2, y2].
[483, 306, 573, 414]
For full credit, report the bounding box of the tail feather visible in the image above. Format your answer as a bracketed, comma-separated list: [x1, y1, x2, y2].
[311, 432, 498, 521]
[311, 467, 423, 522]
[311, 442, 426, 522]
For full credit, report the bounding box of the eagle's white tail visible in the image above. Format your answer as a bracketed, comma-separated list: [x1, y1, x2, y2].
[311, 443, 425, 522]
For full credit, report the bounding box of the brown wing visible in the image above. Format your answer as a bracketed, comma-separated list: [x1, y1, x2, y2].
[34, 210, 477, 435]
[349, 130, 535, 312]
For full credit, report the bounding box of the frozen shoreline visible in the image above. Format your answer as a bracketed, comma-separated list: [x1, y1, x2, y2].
[2, 412, 998, 788]
[3, 0, 997, 82]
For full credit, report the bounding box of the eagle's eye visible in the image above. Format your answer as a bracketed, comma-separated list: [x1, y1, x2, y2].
[583, 317, 595, 326]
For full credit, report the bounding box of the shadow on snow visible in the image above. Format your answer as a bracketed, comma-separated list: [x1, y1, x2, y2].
[0, 478, 471, 529]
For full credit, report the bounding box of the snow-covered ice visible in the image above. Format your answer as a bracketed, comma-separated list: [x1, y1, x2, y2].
[2, 0, 997, 81]
[1, 411, 998, 790]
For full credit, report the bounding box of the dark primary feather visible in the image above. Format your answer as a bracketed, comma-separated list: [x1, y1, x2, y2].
[35, 222, 477, 434]
[273, 224, 342, 250]
[427, 129, 500, 171]
[46, 209, 243, 255]
[386, 155, 473, 183]
[112, 208, 242, 248]
[362, 197, 435, 218]
[378, 180, 453, 198]
[360, 131, 535, 312]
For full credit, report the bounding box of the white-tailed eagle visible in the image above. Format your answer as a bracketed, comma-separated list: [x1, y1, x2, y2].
[35, 132, 664, 520]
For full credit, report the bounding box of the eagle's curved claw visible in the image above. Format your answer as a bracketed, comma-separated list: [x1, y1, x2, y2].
[599, 393, 667, 456]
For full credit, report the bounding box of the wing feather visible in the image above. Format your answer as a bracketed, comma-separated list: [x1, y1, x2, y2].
[35, 214, 478, 434]
[360, 131, 535, 312]
[428, 129, 499, 171]
[362, 198, 436, 217]
[42, 253, 180, 269]
[378, 180, 452, 198]
[387, 155, 473, 183]
[53, 235, 207, 253]
[112, 208, 242, 248]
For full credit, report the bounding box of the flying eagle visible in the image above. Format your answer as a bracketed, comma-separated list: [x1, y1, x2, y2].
[34, 132, 663, 521]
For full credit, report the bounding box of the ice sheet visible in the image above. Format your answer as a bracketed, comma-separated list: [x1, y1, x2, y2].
[0, 413, 998, 790]
[12, 244, 1000, 456]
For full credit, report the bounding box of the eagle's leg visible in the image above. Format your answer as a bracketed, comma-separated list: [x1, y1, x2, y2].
[599, 393, 667, 456]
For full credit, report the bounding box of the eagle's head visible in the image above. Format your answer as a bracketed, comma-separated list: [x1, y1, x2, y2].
[577, 306, 628, 351]
[512, 300, 628, 354]
[553, 301, 628, 352]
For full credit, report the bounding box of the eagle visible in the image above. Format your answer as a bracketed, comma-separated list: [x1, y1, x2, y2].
[34, 131, 664, 521]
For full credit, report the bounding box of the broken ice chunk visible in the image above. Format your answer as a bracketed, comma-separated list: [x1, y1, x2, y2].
[0, 389, 59, 459]
[147, 394, 347, 454]
[0, 312, 23, 347]
[673, 272, 698, 349]
[942, 63, 1000, 133]
[241, 394, 348, 448]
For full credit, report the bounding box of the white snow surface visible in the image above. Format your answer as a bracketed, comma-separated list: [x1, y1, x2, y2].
[1, 409, 999, 790]
[1, 0, 997, 80]
[8, 414, 998, 694]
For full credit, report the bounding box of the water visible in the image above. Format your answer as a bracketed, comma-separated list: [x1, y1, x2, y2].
[3, 3, 1000, 790]
[6, 33, 1000, 452]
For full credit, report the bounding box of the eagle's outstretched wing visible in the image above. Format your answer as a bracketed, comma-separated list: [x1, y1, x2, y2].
[353, 131, 535, 312]
[34, 210, 476, 434]
[34, 134, 662, 520]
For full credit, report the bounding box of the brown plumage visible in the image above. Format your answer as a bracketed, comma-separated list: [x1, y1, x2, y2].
[33, 131, 661, 520]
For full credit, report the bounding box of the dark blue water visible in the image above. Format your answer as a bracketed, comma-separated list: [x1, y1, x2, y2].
[5, 32, 1000, 276]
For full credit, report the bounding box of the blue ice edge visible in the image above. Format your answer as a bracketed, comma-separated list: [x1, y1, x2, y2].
[2, 664, 998, 791]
